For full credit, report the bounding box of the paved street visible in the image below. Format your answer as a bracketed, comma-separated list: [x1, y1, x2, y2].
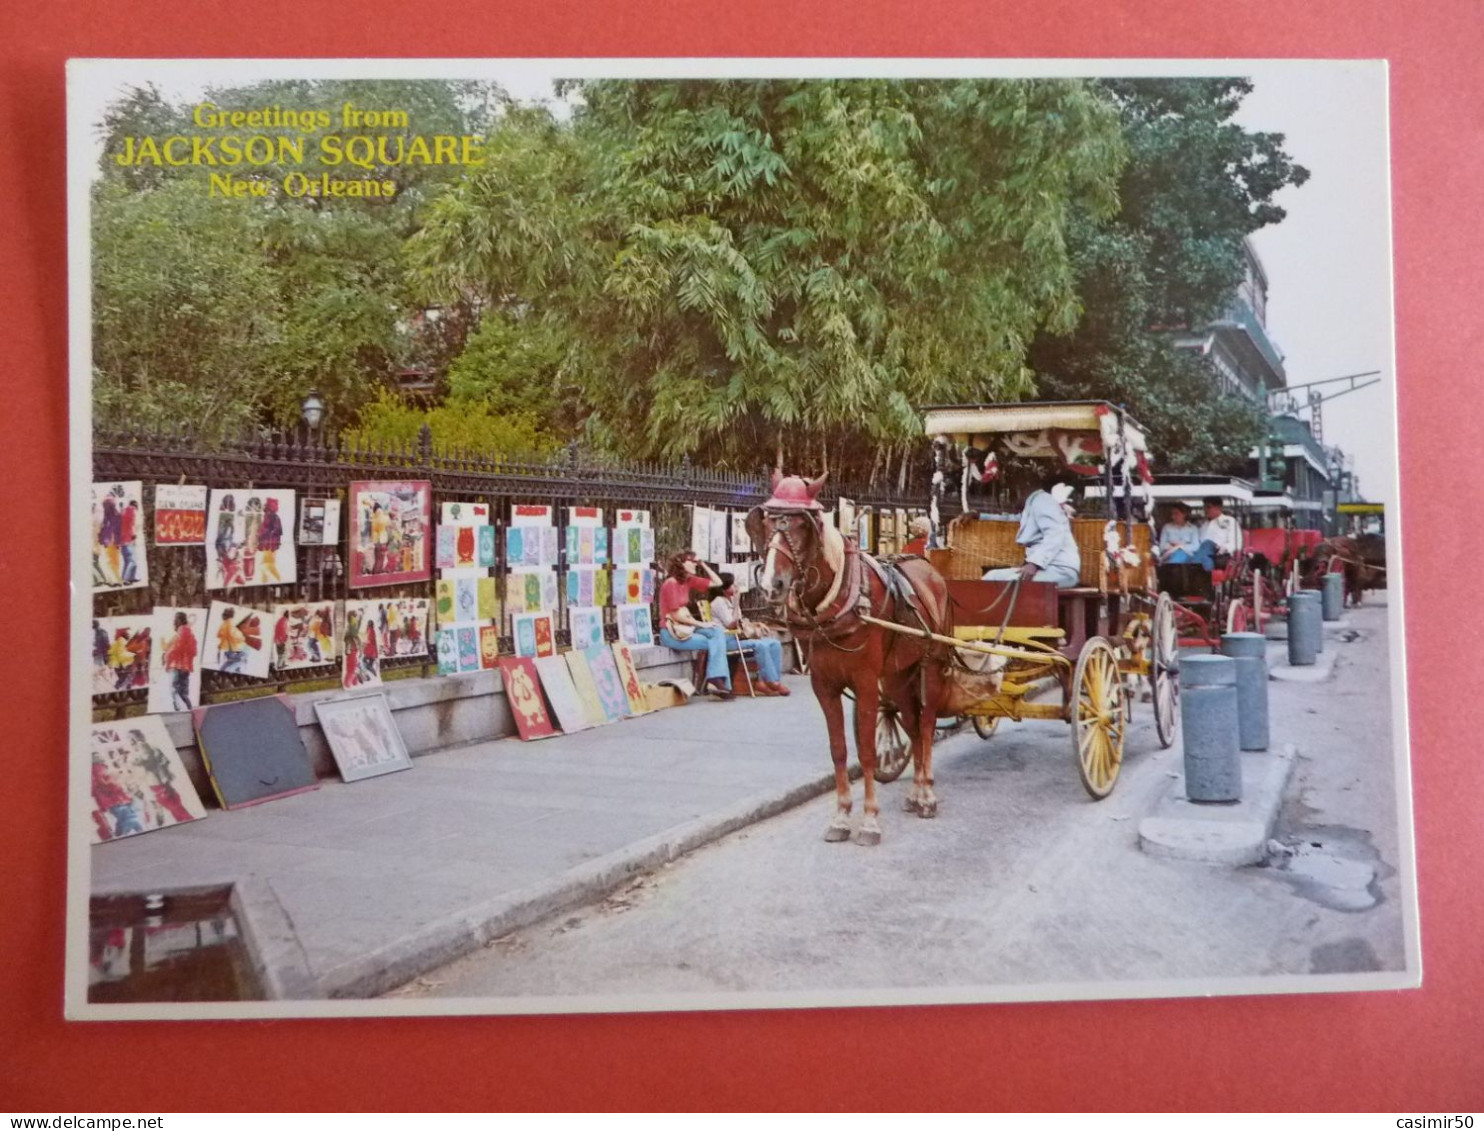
[408, 598, 1408, 1002]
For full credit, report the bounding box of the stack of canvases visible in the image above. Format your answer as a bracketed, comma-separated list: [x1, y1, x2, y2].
[88, 478, 436, 847]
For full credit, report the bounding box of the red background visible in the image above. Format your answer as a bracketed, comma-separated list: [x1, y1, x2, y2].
[4, 0, 1481, 1110]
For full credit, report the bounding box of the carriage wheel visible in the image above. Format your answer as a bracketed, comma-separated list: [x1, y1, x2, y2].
[872, 706, 913, 783]
[1072, 636, 1127, 800]
[1153, 592, 1179, 750]
[1226, 598, 1250, 634]
[971, 714, 1000, 740]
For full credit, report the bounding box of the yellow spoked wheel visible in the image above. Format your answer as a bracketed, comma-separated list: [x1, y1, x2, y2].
[1072, 636, 1128, 800]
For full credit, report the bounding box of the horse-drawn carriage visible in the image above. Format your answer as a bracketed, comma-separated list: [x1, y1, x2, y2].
[752, 400, 1178, 845]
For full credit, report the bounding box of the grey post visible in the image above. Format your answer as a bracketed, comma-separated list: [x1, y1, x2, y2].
[1287, 591, 1322, 666]
[1321, 572, 1345, 621]
[1179, 654, 1242, 802]
[1220, 632, 1270, 751]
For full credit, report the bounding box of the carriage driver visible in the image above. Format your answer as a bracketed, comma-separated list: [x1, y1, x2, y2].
[982, 473, 1082, 588]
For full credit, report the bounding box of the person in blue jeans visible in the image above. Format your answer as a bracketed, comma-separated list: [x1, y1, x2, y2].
[658, 551, 734, 699]
[709, 574, 790, 696]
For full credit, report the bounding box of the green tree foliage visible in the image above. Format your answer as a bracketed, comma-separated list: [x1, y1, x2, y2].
[1029, 79, 1309, 473]
[91, 79, 500, 439]
[342, 389, 557, 456]
[411, 80, 1126, 478]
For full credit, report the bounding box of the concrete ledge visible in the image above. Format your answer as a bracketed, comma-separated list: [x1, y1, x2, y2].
[321, 768, 850, 999]
[1138, 743, 1297, 866]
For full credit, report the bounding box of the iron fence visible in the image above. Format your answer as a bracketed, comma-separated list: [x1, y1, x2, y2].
[92, 422, 925, 712]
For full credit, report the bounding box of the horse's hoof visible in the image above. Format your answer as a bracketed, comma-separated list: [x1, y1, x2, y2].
[904, 795, 921, 814]
[823, 823, 852, 843]
[916, 800, 938, 819]
[853, 827, 882, 847]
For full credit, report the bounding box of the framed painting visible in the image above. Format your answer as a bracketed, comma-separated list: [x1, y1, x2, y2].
[347, 480, 432, 589]
[314, 693, 413, 783]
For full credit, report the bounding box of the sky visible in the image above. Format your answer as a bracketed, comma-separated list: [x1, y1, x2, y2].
[71, 59, 1396, 502]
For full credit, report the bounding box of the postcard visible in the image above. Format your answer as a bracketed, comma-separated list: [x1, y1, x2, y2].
[68, 57, 1414, 1021]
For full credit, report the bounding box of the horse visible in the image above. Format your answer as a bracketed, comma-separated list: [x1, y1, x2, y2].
[751, 471, 954, 846]
[1305, 534, 1386, 607]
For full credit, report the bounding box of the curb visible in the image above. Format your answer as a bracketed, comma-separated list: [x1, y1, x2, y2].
[1138, 743, 1297, 866]
[322, 769, 849, 999]
[1267, 643, 1340, 683]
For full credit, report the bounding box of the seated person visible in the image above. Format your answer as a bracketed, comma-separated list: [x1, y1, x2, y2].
[709, 574, 790, 696]
[1158, 502, 1210, 568]
[900, 516, 932, 557]
[1199, 496, 1242, 570]
[658, 551, 734, 700]
[982, 475, 1082, 588]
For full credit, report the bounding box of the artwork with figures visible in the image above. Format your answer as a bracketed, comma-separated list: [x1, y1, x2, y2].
[479, 625, 500, 669]
[91, 481, 149, 592]
[341, 603, 384, 690]
[610, 642, 650, 716]
[146, 606, 206, 713]
[512, 612, 555, 659]
[436, 628, 458, 675]
[203, 488, 297, 590]
[497, 657, 557, 741]
[201, 602, 271, 679]
[348, 480, 432, 589]
[441, 501, 490, 526]
[584, 645, 632, 723]
[569, 606, 604, 651]
[153, 484, 207, 546]
[344, 597, 429, 661]
[456, 625, 481, 672]
[270, 602, 338, 671]
[91, 615, 152, 699]
[313, 693, 412, 783]
[88, 716, 206, 844]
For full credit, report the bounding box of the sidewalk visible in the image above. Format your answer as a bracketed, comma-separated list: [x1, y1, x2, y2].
[92, 675, 837, 999]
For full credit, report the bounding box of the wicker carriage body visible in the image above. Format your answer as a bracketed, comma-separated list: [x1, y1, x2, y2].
[931, 515, 1153, 590]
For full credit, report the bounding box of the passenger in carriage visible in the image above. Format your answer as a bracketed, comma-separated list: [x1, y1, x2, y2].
[982, 474, 1082, 588]
[1158, 502, 1208, 568]
[1199, 496, 1242, 569]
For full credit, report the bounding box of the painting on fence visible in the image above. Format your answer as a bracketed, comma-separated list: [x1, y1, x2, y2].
[200, 603, 270, 680]
[91, 481, 149, 592]
[92, 615, 152, 699]
[348, 480, 432, 589]
[343, 598, 429, 662]
[479, 625, 501, 669]
[298, 498, 341, 546]
[617, 605, 654, 648]
[89, 717, 206, 844]
[146, 606, 206, 713]
[153, 484, 208, 546]
[341, 604, 384, 690]
[569, 606, 604, 651]
[203, 488, 297, 590]
[270, 602, 338, 672]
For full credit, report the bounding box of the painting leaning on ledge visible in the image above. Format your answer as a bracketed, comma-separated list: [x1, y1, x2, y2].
[70, 60, 1414, 1017]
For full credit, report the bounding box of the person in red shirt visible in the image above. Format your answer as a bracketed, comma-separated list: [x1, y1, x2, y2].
[658, 551, 733, 699]
[163, 611, 198, 710]
[901, 516, 932, 556]
[119, 498, 140, 584]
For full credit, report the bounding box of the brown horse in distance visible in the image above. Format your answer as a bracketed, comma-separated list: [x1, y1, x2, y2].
[1306, 534, 1386, 607]
[753, 471, 954, 845]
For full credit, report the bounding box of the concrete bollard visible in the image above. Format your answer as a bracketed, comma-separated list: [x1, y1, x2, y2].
[1220, 632, 1270, 751]
[1179, 654, 1242, 802]
[1322, 572, 1345, 621]
[1287, 592, 1322, 666]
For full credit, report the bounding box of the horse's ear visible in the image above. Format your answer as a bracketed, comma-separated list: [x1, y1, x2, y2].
[805, 471, 828, 498]
[744, 506, 767, 554]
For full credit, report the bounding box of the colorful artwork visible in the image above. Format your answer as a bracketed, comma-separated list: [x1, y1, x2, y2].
[562, 650, 609, 728]
[435, 525, 458, 570]
[566, 525, 601, 566]
[541, 526, 559, 567]
[441, 570, 480, 624]
[614, 508, 650, 527]
[566, 567, 597, 607]
[298, 498, 341, 546]
[617, 605, 654, 648]
[534, 655, 590, 734]
[479, 625, 501, 669]
[270, 602, 338, 672]
[584, 645, 632, 722]
[314, 693, 412, 783]
[690, 504, 711, 558]
[477, 525, 497, 568]
[567, 505, 603, 526]
[611, 642, 650, 716]
[595, 568, 612, 608]
[344, 598, 429, 660]
[201, 602, 270, 679]
[436, 628, 459, 675]
[456, 625, 481, 672]
[498, 657, 557, 740]
[595, 527, 610, 565]
[348, 480, 432, 589]
[505, 525, 538, 567]
[340, 604, 383, 690]
[510, 504, 552, 526]
[569, 606, 604, 651]
[512, 612, 554, 659]
[91, 481, 149, 592]
[441, 501, 490, 525]
[91, 615, 152, 699]
[619, 568, 645, 606]
[477, 576, 499, 621]
[641, 569, 656, 604]
[146, 607, 206, 713]
[89, 717, 206, 844]
[153, 484, 208, 546]
[642, 528, 655, 562]
[202, 488, 297, 590]
[435, 577, 456, 624]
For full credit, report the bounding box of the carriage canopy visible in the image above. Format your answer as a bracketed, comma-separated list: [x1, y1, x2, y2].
[921, 400, 1153, 483]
